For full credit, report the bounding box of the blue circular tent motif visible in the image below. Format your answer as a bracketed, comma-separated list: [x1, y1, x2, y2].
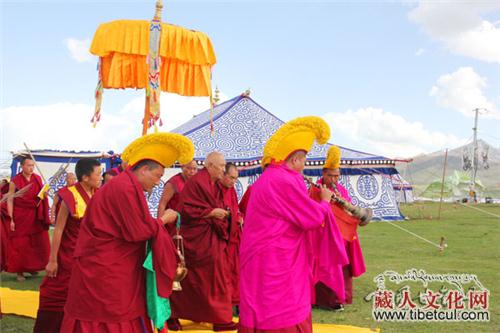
[235, 179, 244, 200]
[356, 175, 378, 200]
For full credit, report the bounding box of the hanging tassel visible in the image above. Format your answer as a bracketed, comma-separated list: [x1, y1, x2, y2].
[92, 59, 103, 128]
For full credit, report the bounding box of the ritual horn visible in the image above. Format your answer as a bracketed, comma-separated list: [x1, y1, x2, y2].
[304, 176, 373, 226]
[335, 195, 373, 226]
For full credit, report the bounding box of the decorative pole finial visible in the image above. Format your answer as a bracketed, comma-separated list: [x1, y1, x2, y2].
[243, 88, 251, 96]
[154, 0, 163, 20]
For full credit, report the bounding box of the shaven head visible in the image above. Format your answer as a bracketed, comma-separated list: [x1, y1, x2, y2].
[205, 152, 226, 181]
[65, 172, 77, 186]
[181, 160, 198, 179]
[285, 150, 307, 173]
[221, 162, 238, 189]
[132, 159, 164, 192]
[322, 168, 340, 187]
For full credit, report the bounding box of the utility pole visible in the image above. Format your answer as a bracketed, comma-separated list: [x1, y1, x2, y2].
[470, 108, 488, 203]
[471, 108, 479, 194]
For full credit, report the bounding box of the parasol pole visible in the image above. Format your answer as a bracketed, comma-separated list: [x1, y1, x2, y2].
[22, 143, 47, 184]
[143, 0, 163, 135]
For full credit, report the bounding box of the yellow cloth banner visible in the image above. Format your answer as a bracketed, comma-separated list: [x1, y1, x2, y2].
[1, 287, 39, 318]
[37, 183, 50, 200]
[0, 287, 380, 333]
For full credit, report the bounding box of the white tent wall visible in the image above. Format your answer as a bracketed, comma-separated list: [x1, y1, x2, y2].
[10, 151, 110, 205]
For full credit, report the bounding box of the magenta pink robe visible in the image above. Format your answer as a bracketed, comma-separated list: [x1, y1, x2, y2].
[239, 164, 347, 331]
[313, 180, 366, 307]
[326, 181, 366, 278]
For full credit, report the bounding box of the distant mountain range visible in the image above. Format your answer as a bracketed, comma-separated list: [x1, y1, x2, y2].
[396, 140, 500, 197]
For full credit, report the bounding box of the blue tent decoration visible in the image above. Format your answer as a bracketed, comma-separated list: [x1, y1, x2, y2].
[171, 94, 404, 220]
[9, 95, 405, 220]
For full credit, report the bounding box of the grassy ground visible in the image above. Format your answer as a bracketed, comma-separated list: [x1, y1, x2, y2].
[1, 202, 499, 332]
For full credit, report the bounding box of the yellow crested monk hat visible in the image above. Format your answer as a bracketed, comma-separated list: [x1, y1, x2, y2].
[262, 116, 330, 166]
[121, 132, 195, 168]
[324, 145, 341, 170]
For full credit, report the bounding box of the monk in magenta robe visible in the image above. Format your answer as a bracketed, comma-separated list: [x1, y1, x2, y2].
[239, 151, 348, 333]
[34, 158, 101, 333]
[168, 152, 237, 332]
[220, 163, 242, 307]
[60, 159, 179, 332]
[157, 160, 197, 235]
[6, 156, 50, 281]
[310, 167, 366, 310]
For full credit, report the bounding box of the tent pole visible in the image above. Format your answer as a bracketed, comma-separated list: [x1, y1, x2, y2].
[438, 149, 448, 219]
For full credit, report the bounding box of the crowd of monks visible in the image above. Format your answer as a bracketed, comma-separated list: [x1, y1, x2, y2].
[0, 117, 368, 333]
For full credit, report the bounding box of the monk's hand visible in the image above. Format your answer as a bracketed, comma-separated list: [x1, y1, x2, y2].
[211, 208, 229, 219]
[45, 261, 58, 278]
[161, 209, 178, 225]
[320, 185, 334, 202]
[10, 220, 15, 232]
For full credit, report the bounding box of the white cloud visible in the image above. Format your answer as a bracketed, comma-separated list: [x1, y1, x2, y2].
[408, 2, 500, 63]
[0, 91, 226, 155]
[64, 38, 93, 63]
[430, 67, 499, 119]
[323, 107, 465, 158]
[415, 48, 425, 56]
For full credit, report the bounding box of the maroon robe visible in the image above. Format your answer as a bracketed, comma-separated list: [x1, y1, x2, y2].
[34, 183, 91, 333]
[163, 173, 186, 236]
[169, 168, 233, 324]
[0, 192, 11, 272]
[222, 186, 241, 305]
[61, 169, 177, 333]
[6, 173, 50, 273]
[238, 185, 252, 218]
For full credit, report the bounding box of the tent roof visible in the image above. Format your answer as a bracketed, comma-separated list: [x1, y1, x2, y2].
[172, 95, 391, 163]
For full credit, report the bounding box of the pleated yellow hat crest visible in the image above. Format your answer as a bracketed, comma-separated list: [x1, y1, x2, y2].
[121, 132, 195, 168]
[324, 145, 341, 170]
[262, 116, 330, 166]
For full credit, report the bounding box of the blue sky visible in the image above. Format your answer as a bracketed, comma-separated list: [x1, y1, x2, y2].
[1, 0, 499, 166]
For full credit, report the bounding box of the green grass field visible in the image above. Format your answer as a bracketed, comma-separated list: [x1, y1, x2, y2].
[1, 202, 499, 332]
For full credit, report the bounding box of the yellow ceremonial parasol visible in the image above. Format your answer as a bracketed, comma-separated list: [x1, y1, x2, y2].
[90, 0, 217, 135]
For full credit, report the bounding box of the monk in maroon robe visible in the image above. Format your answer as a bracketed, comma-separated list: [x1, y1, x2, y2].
[238, 184, 252, 218]
[157, 160, 197, 235]
[34, 158, 101, 333]
[220, 163, 242, 307]
[1, 178, 12, 272]
[168, 152, 237, 332]
[60, 159, 179, 332]
[50, 172, 77, 225]
[6, 156, 50, 281]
